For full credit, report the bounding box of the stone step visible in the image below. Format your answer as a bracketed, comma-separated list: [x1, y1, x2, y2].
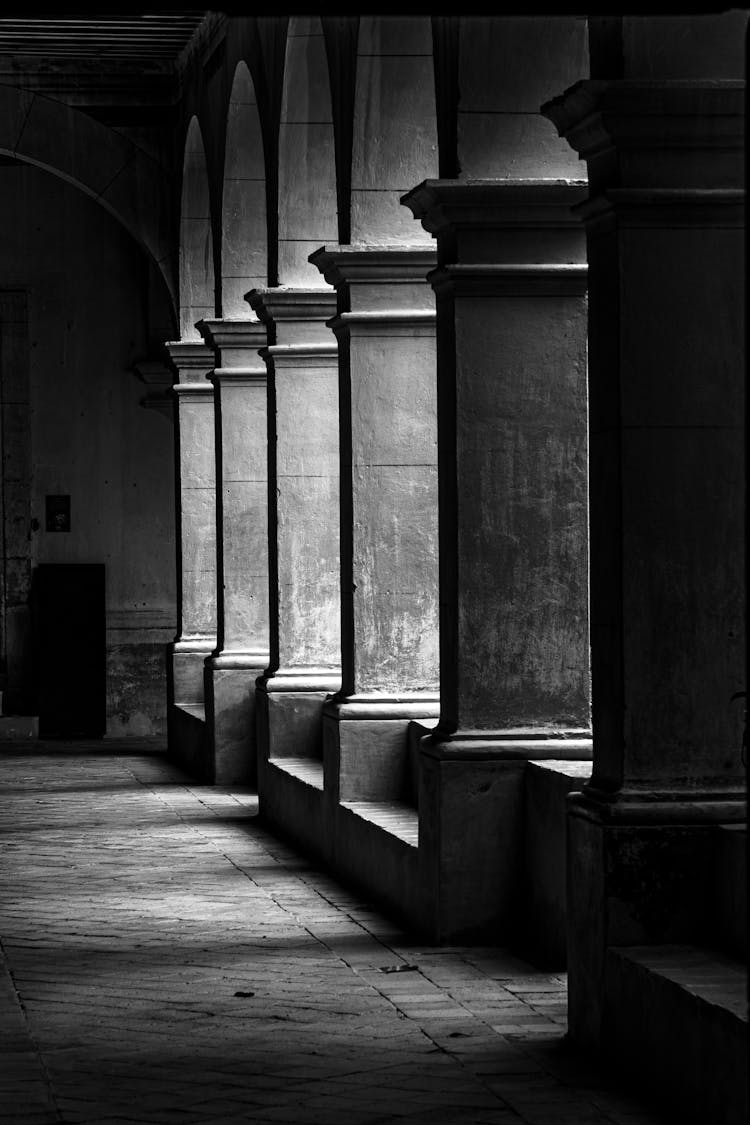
[605, 943, 748, 1125]
[0, 715, 39, 740]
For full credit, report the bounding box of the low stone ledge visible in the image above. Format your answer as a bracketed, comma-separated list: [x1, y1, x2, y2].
[605, 944, 748, 1125]
[340, 800, 419, 847]
[174, 703, 205, 723]
[269, 757, 325, 791]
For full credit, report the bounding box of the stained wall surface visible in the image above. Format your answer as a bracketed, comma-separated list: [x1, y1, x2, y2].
[0, 160, 175, 734]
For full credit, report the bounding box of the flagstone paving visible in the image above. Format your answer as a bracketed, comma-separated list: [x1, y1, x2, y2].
[0, 743, 674, 1125]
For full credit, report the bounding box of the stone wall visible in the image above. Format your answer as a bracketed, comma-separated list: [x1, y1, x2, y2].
[0, 161, 175, 734]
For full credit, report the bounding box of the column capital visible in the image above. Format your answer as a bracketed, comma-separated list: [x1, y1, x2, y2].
[541, 78, 745, 191]
[247, 286, 336, 326]
[196, 317, 266, 374]
[402, 179, 588, 268]
[247, 287, 337, 349]
[309, 243, 437, 289]
[163, 340, 214, 384]
[402, 179, 588, 234]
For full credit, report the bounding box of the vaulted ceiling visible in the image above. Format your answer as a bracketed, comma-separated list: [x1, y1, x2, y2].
[0, 12, 209, 65]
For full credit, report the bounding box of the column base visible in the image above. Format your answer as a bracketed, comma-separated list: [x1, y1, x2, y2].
[566, 783, 747, 1050]
[256, 667, 341, 764]
[323, 692, 440, 803]
[167, 637, 215, 779]
[418, 729, 593, 944]
[204, 650, 269, 786]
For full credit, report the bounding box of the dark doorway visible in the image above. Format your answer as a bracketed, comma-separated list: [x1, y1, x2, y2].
[34, 563, 106, 738]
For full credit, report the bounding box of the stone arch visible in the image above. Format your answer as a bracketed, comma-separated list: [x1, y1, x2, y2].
[221, 61, 267, 318]
[179, 116, 215, 338]
[278, 17, 337, 286]
[350, 16, 438, 243]
[0, 83, 176, 314]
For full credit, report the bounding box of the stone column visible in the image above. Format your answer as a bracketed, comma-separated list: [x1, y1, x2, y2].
[196, 319, 269, 786]
[248, 288, 341, 779]
[402, 180, 592, 935]
[542, 65, 746, 1046]
[164, 340, 216, 775]
[310, 245, 440, 803]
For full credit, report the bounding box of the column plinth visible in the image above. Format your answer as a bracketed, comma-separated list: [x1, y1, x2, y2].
[401, 180, 592, 939]
[197, 318, 269, 785]
[247, 288, 342, 775]
[164, 340, 216, 778]
[542, 78, 746, 1051]
[310, 245, 440, 804]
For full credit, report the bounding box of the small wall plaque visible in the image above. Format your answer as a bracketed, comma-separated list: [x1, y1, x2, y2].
[45, 495, 71, 533]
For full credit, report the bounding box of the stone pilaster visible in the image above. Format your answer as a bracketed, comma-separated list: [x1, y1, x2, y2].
[164, 340, 216, 777]
[542, 79, 746, 1046]
[196, 318, 269, 786]
[402, 179, 592, 937]
[310, 245, 440, 804]
[248, 288, 341, 783]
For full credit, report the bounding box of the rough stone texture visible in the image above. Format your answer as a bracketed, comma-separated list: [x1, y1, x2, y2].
[274, 352, 340, 671]
[324, 716, 413, 802]
[179, 117, 214, 339]
[402, 180, 590, 738]
[456, 18, 587, 179]
[204, 662, 265, 786]
[419, 754, 527, 943]
[0, 163, 175, 734]
[522, 761, 592, 968]
[262, 690, 330, 760]
[604, 945, 747, 1125]
[0, 291, 32, 715]
[249, 289, 341, 794]
[312, 248, 439, 699]
[222, 62, 267, 317]
[106, 638, 170, 737]
[350, 17, 437, 244]
[0, 744, 674, 1125]
[279, 21, 337, 286]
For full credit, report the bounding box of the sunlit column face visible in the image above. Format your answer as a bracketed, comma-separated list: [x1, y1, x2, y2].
[350, 16, 437, 244]
[179, 118, 214, 338]
[221, 62, 267, 318]
[278, 18, 337, 287]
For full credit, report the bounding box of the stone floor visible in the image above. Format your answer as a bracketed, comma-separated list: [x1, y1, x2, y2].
[0, 742, 674, 1125]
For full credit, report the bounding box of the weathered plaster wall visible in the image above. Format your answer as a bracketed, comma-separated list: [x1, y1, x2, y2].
[0, 160, 175, 735]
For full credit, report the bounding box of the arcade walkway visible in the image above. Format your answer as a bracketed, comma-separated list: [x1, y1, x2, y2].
[0, 744, 671, 1125]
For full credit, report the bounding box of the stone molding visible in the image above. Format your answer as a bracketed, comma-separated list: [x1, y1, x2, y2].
[576, 187, 745, 232]
[328, 310, 435, 336]
[171, 381, 214, 398]
[261, 668, 342, 694]
[569, 786, 747, 826]
[541, 79, 745, 191]
[247, 286, 337, 326]
[324, 692, 440, 722]
[173, 636, 216, 652]
[163, 340, 214, 383]
[423, 733, 593, 762]
[260, 345, 338, 366]
[402, 178, 588, 237]
[208, 650, 270, 671]
[309, 244, 437, 291]
[196, 317, 266, 371]
[428, 263, 588, 297]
